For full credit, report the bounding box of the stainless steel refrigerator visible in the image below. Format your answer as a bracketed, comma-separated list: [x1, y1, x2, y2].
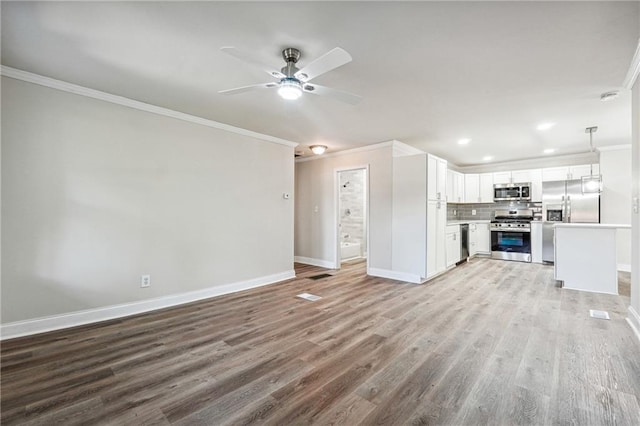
[542, 179, 600, 263]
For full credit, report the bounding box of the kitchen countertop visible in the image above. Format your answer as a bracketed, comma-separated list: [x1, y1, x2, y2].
[553, 223, 631, 230]
[446, 219, 491, 225]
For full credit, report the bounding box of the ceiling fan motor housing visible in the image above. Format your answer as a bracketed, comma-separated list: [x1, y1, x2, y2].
[281, 47, 301, 77]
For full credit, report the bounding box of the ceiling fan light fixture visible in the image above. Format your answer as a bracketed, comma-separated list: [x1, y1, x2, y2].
[278, 78, 302, 100]
[310, 145, 327, 155]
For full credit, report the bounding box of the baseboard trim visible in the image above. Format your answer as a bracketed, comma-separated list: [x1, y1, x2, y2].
[0, 270, 295, 341]
[367, 267, 423, 284]
[618, 263, 631, 272]
[294, 256, 336, 269]
[627, 306, 640, 344]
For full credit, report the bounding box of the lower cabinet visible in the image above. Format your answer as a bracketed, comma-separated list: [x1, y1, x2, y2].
[531, 221, 543, 263]
[475, 222, 491, 254]
[446, 225, 461, 268]
[469, 223, 478, 256]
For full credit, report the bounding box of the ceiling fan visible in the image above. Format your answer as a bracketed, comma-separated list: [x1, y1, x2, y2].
[218, 46, 362, 105]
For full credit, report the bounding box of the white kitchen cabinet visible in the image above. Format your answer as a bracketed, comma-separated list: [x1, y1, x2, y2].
[464, 174, 480, 204]
[542, 164, 599, 182]
[510, 168, 542, 202]
[446, 225, 461, 268]
[390, 153, 447, 282]
[475, 222, 491, 254]
[493, 171, 512, 184]
[447, 169, 464, 203]
[569, 164, 599, 180]
[469, 223, 478, 256]
[531, 221, 543, 263]
[542, 166, 569, 182]
[428, 154, 447, 201]
[479, 173, 494, 203]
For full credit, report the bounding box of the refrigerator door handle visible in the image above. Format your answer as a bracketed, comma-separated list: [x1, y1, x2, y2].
[566, 195, 571, 223]
[561, 195, 566, 222]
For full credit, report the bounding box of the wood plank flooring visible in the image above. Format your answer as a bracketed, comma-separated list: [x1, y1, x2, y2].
[1, 258, 639, 425]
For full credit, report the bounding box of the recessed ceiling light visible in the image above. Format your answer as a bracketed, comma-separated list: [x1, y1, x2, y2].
[310, 145, 327, 155]
[600, 91, 619, 102]
[483, 155, 493, 161]
[458, 138, 471, 145]
[543, 148, 555, 154]
[536, 122, 556, 131]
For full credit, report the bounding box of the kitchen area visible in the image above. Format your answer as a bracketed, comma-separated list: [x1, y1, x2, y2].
[443, 157, 630, 295]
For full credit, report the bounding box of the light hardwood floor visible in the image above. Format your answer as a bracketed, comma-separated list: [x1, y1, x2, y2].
[1, 258, 639, 425]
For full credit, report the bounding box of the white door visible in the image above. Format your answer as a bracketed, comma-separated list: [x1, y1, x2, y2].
[436, 201, 447, 273]
[476, 223, 491, 253]
[469, 223, 478, 256]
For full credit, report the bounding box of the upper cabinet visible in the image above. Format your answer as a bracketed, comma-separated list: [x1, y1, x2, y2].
[447, 170, 465, 203]
[463, 172, 493, 203]
[512, 169, 543, 202]
[428, 154, 447, 201]
[464, 174, 480, 203]
[492, 171, 512, 185]
[542, 164, 599, 182]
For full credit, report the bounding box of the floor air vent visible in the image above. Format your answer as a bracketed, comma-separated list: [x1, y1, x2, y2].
[589, 309, 610, 320]
[308, 273, 333, 280]
[297, 293, 322, 302]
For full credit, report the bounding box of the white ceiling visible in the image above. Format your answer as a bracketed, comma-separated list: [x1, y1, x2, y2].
[2, 1, 638, 166]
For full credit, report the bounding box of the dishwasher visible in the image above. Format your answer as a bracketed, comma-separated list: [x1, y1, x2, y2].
[460, 224, 469, 261]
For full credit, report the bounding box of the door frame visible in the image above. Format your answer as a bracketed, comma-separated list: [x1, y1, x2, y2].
[334, 165, 370, 270]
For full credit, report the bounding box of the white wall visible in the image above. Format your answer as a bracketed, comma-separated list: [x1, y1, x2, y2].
[1, 77, 295, 324]
[600, 147, 632, 270]
[630, 77, 640, 339]
[295, 145, 393, 270]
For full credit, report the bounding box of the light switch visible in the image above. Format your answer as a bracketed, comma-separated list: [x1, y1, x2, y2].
[633, 197, 639, 214]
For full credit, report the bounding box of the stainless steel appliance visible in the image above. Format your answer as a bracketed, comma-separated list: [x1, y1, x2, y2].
[542, 179, 600, 263]
[460, 224, 469, 261]
[493, 182, 532, 201]
[490, 208, 533, 262]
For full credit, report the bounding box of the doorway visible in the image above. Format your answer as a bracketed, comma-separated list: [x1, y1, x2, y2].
[336, 167, 368, 269]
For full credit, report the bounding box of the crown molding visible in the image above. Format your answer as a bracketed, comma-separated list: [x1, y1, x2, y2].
[392, 140, 425, 157]
[456, 151, 598, 174]
[0, 66, 298, 148]
[623, 38, 640, 89]
[597, 144, 632, 152]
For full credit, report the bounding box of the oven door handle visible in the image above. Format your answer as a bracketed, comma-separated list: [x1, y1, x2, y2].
[490, 228, 531, 233]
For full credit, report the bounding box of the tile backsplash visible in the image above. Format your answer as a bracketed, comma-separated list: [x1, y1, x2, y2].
[447, 201, 541, 221]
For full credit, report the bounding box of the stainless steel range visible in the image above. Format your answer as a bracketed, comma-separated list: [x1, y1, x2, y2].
[490, 208, 533, 262]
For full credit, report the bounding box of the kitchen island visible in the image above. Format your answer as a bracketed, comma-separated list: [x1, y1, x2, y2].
[554, 223, 631, 295]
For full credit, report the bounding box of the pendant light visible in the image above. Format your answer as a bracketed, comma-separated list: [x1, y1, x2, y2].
[581, 126, 602, 194]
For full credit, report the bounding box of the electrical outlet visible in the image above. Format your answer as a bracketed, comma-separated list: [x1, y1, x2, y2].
[141, 275, 151, 288]
[472, 209, 477, 216]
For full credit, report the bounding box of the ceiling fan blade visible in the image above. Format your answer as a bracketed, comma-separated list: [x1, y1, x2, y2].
[294, 47, 352, 82]
[302, 83, 362, 105]
[219, 82, 278, 95]
[220, 47, 285, 79]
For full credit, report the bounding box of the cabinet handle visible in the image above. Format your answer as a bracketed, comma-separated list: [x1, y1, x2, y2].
[453, 234, 456, 241]
[437, 192, 441, 200]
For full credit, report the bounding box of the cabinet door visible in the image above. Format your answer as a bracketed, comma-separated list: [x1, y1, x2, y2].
[446, 169, 455, 203]
[436, 202, 447, 272]
[456, 172, 465, 203]
[479, 173, 494, 202]
[426, 200, 442, 278]
[569, 164, 598, 180]
[427, 155, 437, 200]
[469, 223, 478, 256]
[511, 169, 531, 183]
[476, 223, 491, 253]
[531, 222, 543, 263]
[436, 159, 448, 201]
[529, 169, 543, 202]
[493, 171, 512, 184]
[464, 174, 480, 203]
[542, 166, 569, 182]
[446, 232, 456, 268]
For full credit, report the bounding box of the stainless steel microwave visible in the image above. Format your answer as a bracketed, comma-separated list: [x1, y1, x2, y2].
[493, 183, 531, 201]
